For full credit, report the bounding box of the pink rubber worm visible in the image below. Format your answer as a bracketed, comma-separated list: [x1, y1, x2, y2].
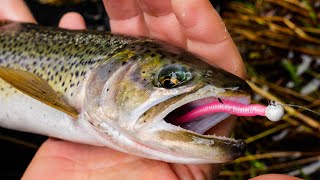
[175, 100, 267, 124]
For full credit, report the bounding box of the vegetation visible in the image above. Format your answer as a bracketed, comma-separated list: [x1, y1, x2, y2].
[220, 0, 320, 179]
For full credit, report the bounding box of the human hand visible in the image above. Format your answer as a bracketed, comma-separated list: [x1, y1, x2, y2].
[104, 0, 246, 78]
[0, 0, 301, 179]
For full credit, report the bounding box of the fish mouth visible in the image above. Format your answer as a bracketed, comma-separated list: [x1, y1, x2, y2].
[163, 96, 247, 135]
[149, 83, 251, 137]
[153, 87, 250, 161]
[133, 85, 252, 163]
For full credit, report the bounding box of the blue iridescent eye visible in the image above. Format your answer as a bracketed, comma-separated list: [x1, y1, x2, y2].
[157, 64, 192, 89]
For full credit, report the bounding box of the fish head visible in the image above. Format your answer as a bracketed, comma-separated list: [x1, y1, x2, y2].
[85, 41, 252, 163]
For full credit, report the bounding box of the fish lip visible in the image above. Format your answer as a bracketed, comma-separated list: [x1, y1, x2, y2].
[154, 129, 247, 162]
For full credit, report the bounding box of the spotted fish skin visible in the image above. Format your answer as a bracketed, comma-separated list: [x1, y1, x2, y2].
[0, 21, 160, 149]
[0, 22, 154, 106]
[0, 21, 252, 164]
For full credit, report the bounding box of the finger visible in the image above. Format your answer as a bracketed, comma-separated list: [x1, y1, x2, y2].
[188, 38, 246, 78]
[23, 139, 179, 179]
[0, 0, 36, 23]
[58, 12, 86, 30]
[169, 163, 216, 180]
[138, 0, 186, 47]
[138, 0, 172, 16]
[103, 0, 149, 36]
[104, 0, 140, 20]
[249, 174, 303, 180]
[172, 0, 246, 78]
[172, 0, 227, 43]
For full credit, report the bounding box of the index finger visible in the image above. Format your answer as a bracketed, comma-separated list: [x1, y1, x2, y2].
[172, 0, 246, 78]
[103, 0, 149, 36]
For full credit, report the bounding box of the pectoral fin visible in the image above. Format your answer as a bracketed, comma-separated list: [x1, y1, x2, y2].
[0, 67, 79, 119]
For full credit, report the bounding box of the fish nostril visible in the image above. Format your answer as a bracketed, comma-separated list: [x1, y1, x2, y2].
[203, 70, 214, 78]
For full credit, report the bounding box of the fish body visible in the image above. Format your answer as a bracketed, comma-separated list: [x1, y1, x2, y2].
[0, 21, 251, 163]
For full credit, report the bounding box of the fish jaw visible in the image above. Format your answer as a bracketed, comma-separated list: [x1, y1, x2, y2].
[128, 85, 250, 163]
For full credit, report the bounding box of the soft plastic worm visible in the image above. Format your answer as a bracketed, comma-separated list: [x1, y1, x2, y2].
[175, 100, 284, 124]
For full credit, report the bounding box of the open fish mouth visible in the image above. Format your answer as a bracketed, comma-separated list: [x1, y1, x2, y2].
[136, 84, 252, 140]
[163, 96, 249, 135]
[132, 88, 251, 162]
[161, 91, 251, 135]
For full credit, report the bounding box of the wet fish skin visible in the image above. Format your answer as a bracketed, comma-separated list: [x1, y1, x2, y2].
[0, 21, 150, 107]
[0, 21, 251, 163]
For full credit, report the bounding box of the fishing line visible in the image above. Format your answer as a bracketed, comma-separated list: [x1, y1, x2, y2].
[281, 103, 320, 116]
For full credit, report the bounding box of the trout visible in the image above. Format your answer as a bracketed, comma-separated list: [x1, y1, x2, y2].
[0, 21, 252, 163]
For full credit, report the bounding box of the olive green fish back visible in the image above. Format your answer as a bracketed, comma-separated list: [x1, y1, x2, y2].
[0, 22, 150, 102]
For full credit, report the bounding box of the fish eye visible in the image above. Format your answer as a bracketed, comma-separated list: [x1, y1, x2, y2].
[156, 64, 193, 89]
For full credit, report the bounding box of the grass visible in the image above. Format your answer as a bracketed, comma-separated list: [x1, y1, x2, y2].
[220, 0, 320, 179]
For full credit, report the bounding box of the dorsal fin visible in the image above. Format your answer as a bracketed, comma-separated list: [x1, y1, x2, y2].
[0, 67, 79, 119]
